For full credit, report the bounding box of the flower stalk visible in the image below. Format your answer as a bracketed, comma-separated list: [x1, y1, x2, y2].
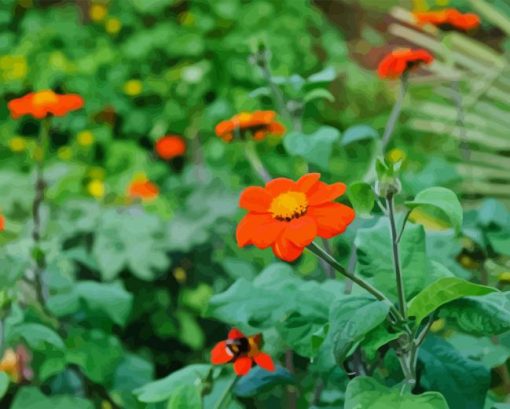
[244, 140, 271, 183]
[381, 73, 408, 151]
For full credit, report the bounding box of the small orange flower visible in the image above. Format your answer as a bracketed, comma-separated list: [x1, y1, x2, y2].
[155, 135, 186, 160]
[128, 179, 159, 201]
[414, 9, 480, 31]
[0, 346, 33, 383]
[215, 111, 285, 142]
[236, 173, 355, 262]
[211, 328, 275, 376]
[378, 48, 434, 79]
[8, 90, 84, 119]
[0, 215, 5, 231]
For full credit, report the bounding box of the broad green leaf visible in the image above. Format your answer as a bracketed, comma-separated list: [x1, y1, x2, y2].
[135, 364, 211, 403]
[113, 354, 154, 392]
[76, 281, 133, 326]
[487, 230, 510, 256]
[344, 376, 449, 409]
[329, 295, 389, 364]
[408, 277, 497, 325]
[234, 365, 294, 398]
[405, 187, 463, 232]
[355, 219, 430, 302]
[419, 336, 490, 409]
[342, 124, 378, 146]
[441, 292, 510, 336]
[303, 88, 335, 103]
[347, 182, 375, 215]
[283, 126, 340, 170]
[0, 372, 9, 400]
[9, 323, 64, 351]
[447, 333, 510, 369]
[361, 326, 403, 361]
[167, 384, 202, 409]
[11, 387, 93, 409]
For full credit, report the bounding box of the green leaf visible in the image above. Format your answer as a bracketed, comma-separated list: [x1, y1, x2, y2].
[113, 354, 154, 392]
[347, 182, 375, 215]
[167, 384, 202, 409]
[361, 326, 403, 361]
[342, 124, 378, 146]
[344, 376, 449, 409]
[419, 336, 490, 409]
[405, 187, 463, 232]
[234, 365, 294, 398]
[408, 277, 497, 325]
[135, 364, 211, 403]
[75, 281, 133, 326]
[355, 219, 430, 302]
[283, 126, 341, 170]
[303, 88, 335, 103]
[11, 387, 94, 409]
[0, 372, 9, 400]
[329, 295, 389, 364]
[441, 292, 510, 336]
[487, 230, 510, 256]
[9, 323, 64, 351]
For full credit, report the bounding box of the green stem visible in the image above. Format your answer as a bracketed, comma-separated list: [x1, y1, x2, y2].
[213, 376, 238, 409]
[381, 74, 408, 151]
[386, 195, 407, 320]
[244, 141, 271, 183]
[307, 242, 403, 323]
[396, 209, 412, 244]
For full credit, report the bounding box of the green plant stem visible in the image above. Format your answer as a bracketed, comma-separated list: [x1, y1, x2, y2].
[381, 74, 408, 151]
[244, 140, 271, 183]
[386, 195, 407, 321]
[396, 209, 412, 244]
[307, 242, 403, 323]
[213, 376, 238, 409]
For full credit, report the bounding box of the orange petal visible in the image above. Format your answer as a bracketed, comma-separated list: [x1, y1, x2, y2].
[296, 173, 321, 193]
[233, 356, 253, 376]
[228, 328, 245, 339]
[308, 203, 355, 239]
[308, 182, 346, 205]
[283, 216, 317, 247]
[254, 352, 275, 372]
[211, 341, 233, 365]
[239, 186, 272, 212]
[236, 213, 281, 249]
[265, 178, 296, 197]
[272, 237, 304, 262]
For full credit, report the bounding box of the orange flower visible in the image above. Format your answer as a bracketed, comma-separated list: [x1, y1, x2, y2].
[414, 9, 480, 31]
[377, 48, 434, 79]
[0, 346, 32, 383]
[211, 328, 275, 376]
[0, 215, 5, 231]
[128, 179, 159, 201]
[215, 111, 285, 142]
[8, 90, 84, 119]
[155, 135, 186, 160]
[236, 173, 355, 262]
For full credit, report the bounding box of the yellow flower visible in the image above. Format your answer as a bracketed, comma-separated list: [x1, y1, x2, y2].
[498, 272, 510, 283]
[77, 130, 94, 146]
[387, 148, 406, 164]
[123, 79, 143, 96]
[57, 146, 73, 161]
[430, 318, 446, 333]
[87, 179, 105, 198]
[89, 3, 107, 22]
[105, 17, 121, 34]
[0, 55, 28, 81]
[459, 254, 477, 269]
[9, 136, 27, 152]
[173, 267, 187, 283]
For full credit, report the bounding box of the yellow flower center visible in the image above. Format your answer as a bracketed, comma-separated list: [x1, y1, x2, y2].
[270, 191, 308, 221]
[33, 90, 58, 106]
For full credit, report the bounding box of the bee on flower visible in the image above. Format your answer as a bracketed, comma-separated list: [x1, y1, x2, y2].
[237, 173, 355, 262]
[413, 8, 480, 31]
[215, 111, 285, 142]
[377, 48, 434, 79]
[211, 328, 275, 376]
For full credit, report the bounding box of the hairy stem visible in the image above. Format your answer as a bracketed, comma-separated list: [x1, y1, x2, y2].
[244, 140, 271, 183]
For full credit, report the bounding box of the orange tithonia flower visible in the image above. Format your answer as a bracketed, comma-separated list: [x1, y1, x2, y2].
[128, 179, 159, 201]
[378, 48, 434, 79]
[414, 9, 480, 31]
[0, 215, 5, 231]
[8, 89, 84, 119]
[0, 346, 33, 383]
[236, 173, 355, 262]
[215, 110, 285, 142]
[211, 328, 275, 376]
[155, 135, 186, 160]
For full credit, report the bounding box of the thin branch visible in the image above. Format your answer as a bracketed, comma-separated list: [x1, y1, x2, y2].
[396, 209, 412, 244]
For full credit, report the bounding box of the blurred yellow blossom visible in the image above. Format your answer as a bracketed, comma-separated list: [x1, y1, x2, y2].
[9, 136, 27, 152]
[173, 267, 187, 283]
[89, 3, 107, 22]
[459, 254, 477, 269]
[123, 79, 143, 96]
[498, 272, 510, 283]
[88, 179, 105, 198]
[430, 318, 446, 333]
[77, 130, 95, 146]
[105, 17, 122, 34]
[57, 146, 73, 161]
[178, 12, 195, 26]
[387, 148, 406, 164]
[0, 55, 28, 81]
